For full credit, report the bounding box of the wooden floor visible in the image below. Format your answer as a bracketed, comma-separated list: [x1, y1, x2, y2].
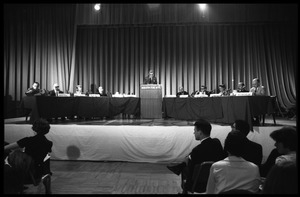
[23, 160, 182, 194]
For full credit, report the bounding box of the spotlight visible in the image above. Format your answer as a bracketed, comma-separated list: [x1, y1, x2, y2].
[94, 4, 101, 11]
[198, 4, 207, 11]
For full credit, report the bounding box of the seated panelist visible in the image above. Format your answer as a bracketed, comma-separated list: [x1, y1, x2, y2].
[249, 78, 266, 96]
[237, 82, 248, 92]
[48, 83, 63, 97]
[176, 87, 189, 97]
[97, 86, 107, 96]
[25, 82, 41, 96]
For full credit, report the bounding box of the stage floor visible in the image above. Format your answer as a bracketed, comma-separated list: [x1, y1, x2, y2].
[4, 116, 296, 164]
[4, 115, 296, 127]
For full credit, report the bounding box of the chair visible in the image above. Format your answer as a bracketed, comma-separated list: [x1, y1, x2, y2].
[24, 153, 52, 194]
[219, 189, 254, 194]
[191, 161, 214, 193]
[262, 96, 284, 126]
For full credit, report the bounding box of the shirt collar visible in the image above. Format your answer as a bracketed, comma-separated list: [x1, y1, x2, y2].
[224, 155, 246, 162]
[5, 157, 11, 167]
[199, 136, 210, 144]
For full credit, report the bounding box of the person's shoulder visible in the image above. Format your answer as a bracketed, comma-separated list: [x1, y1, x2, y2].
[211, 137, 222, 144]
[246, 139, 262, 147]
[212, 159, 226, 167]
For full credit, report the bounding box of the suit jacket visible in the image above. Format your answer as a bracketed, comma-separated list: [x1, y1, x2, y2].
[25, 88, 40, 96]
[186, 137, 226, 191]
[143, 76, 157, 84]
[250, 86, 265, 96]
[237, 88, 248, 92]
[241, 138, 263, 166]
[259, 148, 280, 177]
[176, 91, 189, 97]
[48, 89, 63, 96]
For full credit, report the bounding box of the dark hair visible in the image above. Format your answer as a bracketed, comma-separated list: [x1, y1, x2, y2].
[224, 131, 246, 157]
[6, 150, 34, 193]
[238, 82, 245, 86]
[194, 119, 212, 136]
[32, 118, 50, 135]
[219, 84, 226, 89]
[201, 85, 207, 89]
[253, 78, 260, 83]
[33, 82, 40, 88]
[234, 120, 250, 136]
[270, 126, 297, 151]
[7, 150, 33, 174]
[262, 162, 298, 194]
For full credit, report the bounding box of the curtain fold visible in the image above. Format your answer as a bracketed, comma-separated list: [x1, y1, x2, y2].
[4, 4, 297, 115]
[75, 23, 296, 109]
[4, 4, 77, 101]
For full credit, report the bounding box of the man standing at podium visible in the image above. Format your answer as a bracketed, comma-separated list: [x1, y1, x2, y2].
[143, 69, 157, 84]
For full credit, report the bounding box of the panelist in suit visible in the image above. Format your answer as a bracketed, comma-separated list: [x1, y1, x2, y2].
[143, 69, 157, 84]
[218, 84, 230, 96]
[176, 87, 189, 97]
[237, 82, 248, 92]
[25, 82, 40, 96]
[249, 78, 266, 96]
[200, 85, 210, 96]
[231, 120, 263, 166]
[97, 86, 107, 96]
[48, 83, 63, 97]
[75, 85, 82, 95]
[167, 119, 225, 194]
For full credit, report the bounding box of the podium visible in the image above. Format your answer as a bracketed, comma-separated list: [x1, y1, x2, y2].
[140, 84, 162, 119]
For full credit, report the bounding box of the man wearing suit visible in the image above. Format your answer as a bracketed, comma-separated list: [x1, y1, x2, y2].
[25, 82, 41, 96]
[232, 120, 263, 166]
[176, 87, 189, 97]
[97, 86, 107, 96]
[237, 82, 248, 92]
[143, 69, 157, 84]
[48, 83, 63, 97]
[249, 78, 266, 96]
[167, 119, 225, 194]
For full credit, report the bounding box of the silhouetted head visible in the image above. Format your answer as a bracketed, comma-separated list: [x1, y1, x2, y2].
[32, 118, 50, 136]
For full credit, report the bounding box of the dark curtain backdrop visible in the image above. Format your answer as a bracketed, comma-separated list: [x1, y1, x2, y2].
[4, 4, 77, 102]
[75, 23, 297, 109]
[4, 4, 297, 118]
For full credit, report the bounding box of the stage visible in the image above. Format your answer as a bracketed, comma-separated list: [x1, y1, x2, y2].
[4, 116, 296, 164]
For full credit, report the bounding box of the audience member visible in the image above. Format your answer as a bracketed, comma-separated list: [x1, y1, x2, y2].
[231, 120, 263, 166]
[205, 131, 261, 194]
[176, 87, 189, 97]
[5, 118, 53, 194]
[269, 126, 297, 165]
[237, 82, 248, 92]
[25, 82, 41, 96]
[4, 150, 34, 194]
[262, 161, 298, 194]
[259, 148, 281, 177]
[249, 78, 266, 96]
[167, 119, 225, 194]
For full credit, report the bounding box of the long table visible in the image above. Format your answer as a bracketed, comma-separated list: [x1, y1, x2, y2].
[20, 96, 140, 122]
[163, 96, 275, 130]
